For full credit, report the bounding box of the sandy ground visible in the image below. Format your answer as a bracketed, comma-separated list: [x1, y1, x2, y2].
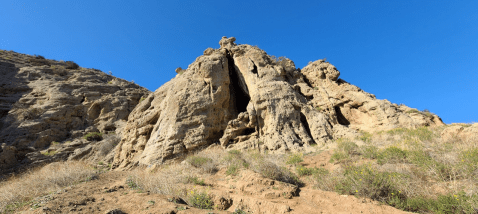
[15, 151, 411, 214]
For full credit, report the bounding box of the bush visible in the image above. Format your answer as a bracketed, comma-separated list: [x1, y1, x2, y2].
[359, 131, 373, 143]
[28, 55, 50, 66]
[330, 141, 359, 163]
[188, 190, 213, 209]
[286, 153, 303, 165]
[252, 159, 302, 186]
[186, 176, 205, 186]
[360, 145, 380, 159]
[64, 61, 79, 69]
[377, 147, 407, 165]
[296, 165, 318, 176]
[226, 164, 240, 176]
[187, 156, 212, 168]
[83, 132, 103, 141]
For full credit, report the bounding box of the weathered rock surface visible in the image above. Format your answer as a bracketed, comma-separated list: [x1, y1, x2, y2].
[301, 60, 444, 132]
[112, 37, 444, 169]
[0, 51, 150, 173]
[441, 123, 478, 142]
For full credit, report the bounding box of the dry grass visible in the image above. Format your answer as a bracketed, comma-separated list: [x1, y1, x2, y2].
[309, 125, 478, 213]
[0, 161, 96, 213]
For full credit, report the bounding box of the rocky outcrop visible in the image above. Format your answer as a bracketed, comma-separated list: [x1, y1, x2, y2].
[301, 60, 444, 132]
[441, 123, 478, 142]
[0, 51, 150, 173]
[112, 37, 445, 169]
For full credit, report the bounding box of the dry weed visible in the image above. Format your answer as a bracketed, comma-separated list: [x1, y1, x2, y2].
[315, 126, 478, 213]
[0, 161, 96, 213]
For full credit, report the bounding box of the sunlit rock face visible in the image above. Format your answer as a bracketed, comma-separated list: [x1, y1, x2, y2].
[0, 51, 150, 172]
[112, 37, 444, 169]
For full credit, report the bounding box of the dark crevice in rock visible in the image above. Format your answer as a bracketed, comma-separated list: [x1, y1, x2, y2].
[300, 112, 316, 145]
[242, 128, 255, 136]
[337, 78, 347, 85]
[335, 106, 350, 126]
[301, 72, 314, 88]
[226, 50, 250, 115]
[295, 87, 313, 101]
[251, 60, 258, 75]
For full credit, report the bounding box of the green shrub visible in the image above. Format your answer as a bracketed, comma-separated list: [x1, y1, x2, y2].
[359, 131, 373, 143]
[406, 150, 454, 181]
[329, 151, 349, 163]
[338, 141, 359, 155]
[226, 164, 240, 176]
[459, 148, 478, 176]
[125, 176, 139, 189]
[232, 209, 247, 214]
[83, 132, 103, 141]
[286, 153, 303, 165]
[187, 156, 212, 168]
[41, 151, 57, 156]
[296, 165, 318, 176]
[186, 176, 205, 186]
[252, 160, 302, 186]
[406, 109, 420, 114]
[334, 165, 404, 202]
[377, 147, 407, 165]
[188, 190, 213, 209]
[330, 141, 359, 163]
[386, 128, 408, 135]
[389, 191, 477, 213]
[360, 145, 379, 159]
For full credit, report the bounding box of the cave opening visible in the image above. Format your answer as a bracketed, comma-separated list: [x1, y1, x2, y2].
[300, 112, 316, 145]
[334, 106, 350, 125]
[226, 50, 250, 115]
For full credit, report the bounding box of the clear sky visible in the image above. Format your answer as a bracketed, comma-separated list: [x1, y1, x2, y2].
[1, 0, 477, 124]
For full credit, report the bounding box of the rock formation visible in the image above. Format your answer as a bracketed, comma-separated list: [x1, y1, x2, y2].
[112, 37, 444, 169]
[0, 51, 150, 173]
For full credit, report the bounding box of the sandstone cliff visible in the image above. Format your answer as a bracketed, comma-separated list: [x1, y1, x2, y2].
[0, 50, 150, 173]
[112, 37, 444, 169]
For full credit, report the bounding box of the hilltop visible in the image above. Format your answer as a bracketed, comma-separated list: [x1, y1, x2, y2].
[1, 38, 476, 214]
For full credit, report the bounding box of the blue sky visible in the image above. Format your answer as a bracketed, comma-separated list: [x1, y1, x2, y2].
[1, 0, 477, 124]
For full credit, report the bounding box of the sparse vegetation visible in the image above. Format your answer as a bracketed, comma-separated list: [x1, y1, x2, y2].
[286, 153, 303, 165]
[83, 132, 103, 141]
[41, 150, 57, 156]
[0, 162, 96, 213]
[248, 152, 302, 186]
[186, 176, 206, 186]
[188, 189, 213, 209]
[313, 126, 478, 213]
[64, 61, 79, 69]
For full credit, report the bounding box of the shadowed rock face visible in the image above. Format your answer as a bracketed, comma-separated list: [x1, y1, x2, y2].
[0, 51, 150, 172]
[112, 37, 445, 169]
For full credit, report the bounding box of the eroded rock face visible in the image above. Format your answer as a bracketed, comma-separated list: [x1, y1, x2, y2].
[301, 60, 444, 132]
[0, 51, 150, 172]
[112, 37, 444, 169]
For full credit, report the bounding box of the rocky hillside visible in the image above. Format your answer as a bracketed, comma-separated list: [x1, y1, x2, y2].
[112, 37, 444, 169]
[0, 50, 150, 174]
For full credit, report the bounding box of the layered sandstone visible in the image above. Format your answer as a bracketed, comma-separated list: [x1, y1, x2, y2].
[0, 51, 150, 172]
[112, 37, 444, 169]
